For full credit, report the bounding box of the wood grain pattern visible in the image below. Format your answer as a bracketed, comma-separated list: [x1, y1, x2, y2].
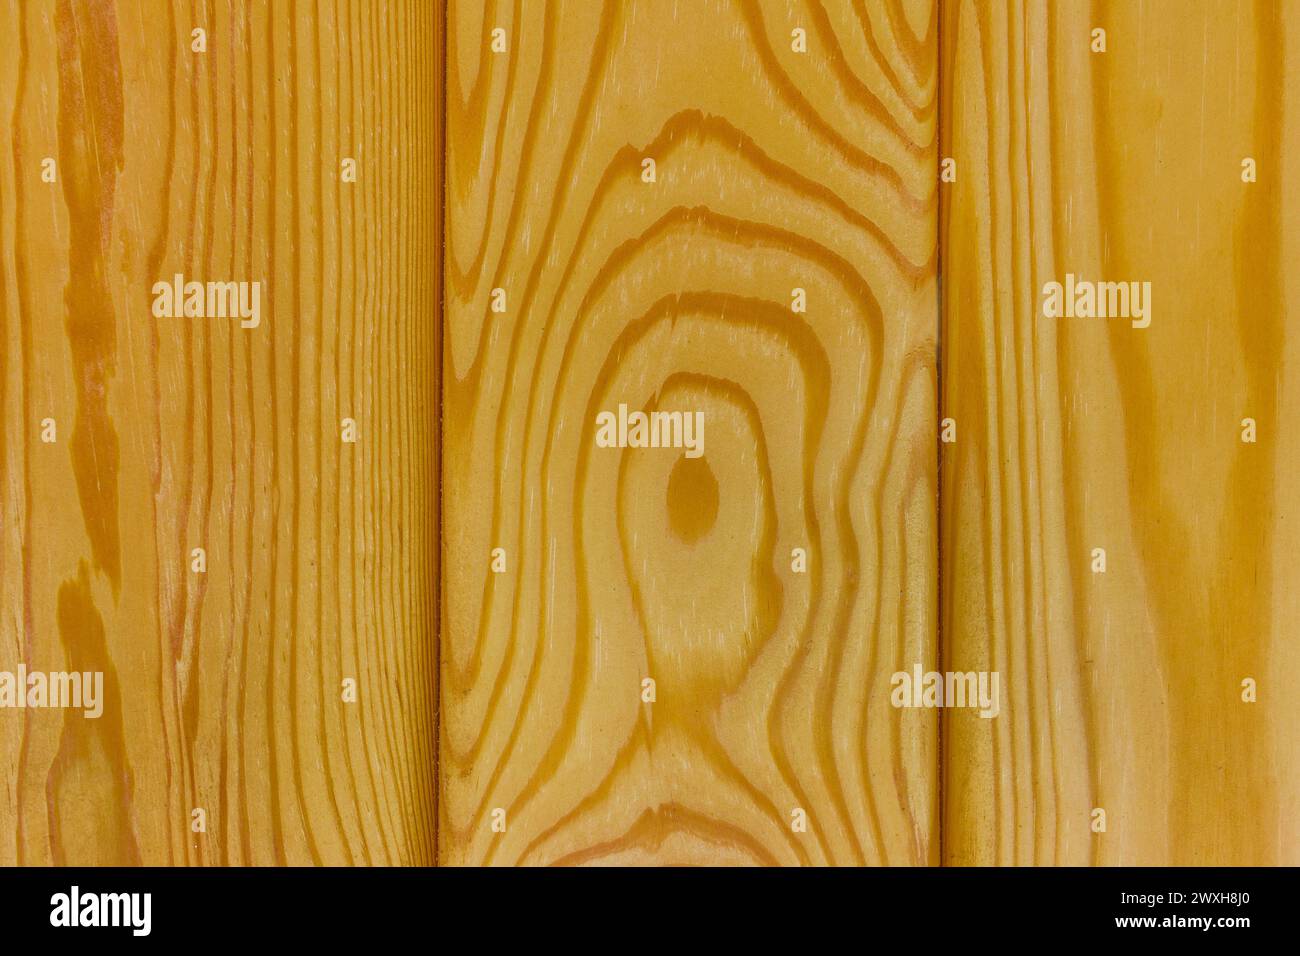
[0, 0, 438, 865]
[940, 0, 1300, 865]
[11, 0, 1290, 872]
[442, 0, 938, 865]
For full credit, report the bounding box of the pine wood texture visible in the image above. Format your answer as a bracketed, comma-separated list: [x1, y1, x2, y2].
[0, 1, 438, 865]
[9, 0, 1291, 873]
[940, 0, 1300, 865]
[442, 0, 938, 865]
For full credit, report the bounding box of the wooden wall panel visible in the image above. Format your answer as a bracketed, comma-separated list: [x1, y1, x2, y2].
[940, 0, 1300, 865]
[442, 0, 938, 865]
[0, 1, 438, 865]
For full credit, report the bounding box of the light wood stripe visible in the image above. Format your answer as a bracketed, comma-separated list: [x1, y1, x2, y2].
[940, 0, 1300, 866]
[0, 0, 438, 866]
[442, 0, 938, 866]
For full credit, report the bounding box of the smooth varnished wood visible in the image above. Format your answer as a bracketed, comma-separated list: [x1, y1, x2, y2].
[940, 0, 1300, 866]
[0, 0, 438, 866]
[442, 0, 938, 865]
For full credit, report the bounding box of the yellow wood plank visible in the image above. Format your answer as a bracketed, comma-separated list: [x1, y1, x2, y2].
[940, 0, 1300, 865]
[0, 0, 438, 865]
[442, 0, 938, 865]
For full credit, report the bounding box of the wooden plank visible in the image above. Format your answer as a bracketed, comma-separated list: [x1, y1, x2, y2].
[442, 0, 938, 865]
[0, 0, 438, 865]
[940, 0, 1300, 865]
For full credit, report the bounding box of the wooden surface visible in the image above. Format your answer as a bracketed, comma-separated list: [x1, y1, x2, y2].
[6, 0, 1295, 870]
[441, 0, 938, 865]
[0, 0, 438, 865]
[940, 0, 1300, 865]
